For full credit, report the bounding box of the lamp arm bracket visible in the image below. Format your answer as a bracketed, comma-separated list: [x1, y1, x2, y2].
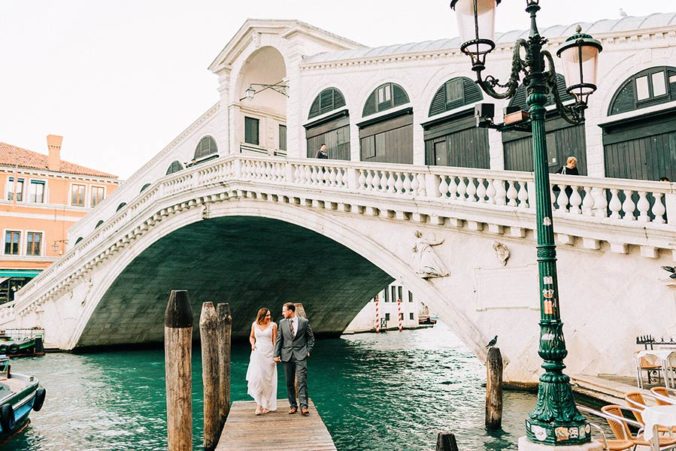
[542, 50, 585, 125]
[476, 39, 528, 100]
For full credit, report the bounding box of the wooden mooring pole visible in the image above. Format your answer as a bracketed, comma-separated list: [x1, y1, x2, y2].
[164, 290, 193, 451]
[485, 347, 503, 430]
[200, 302, 220, 451]
[436, 432, 459, 451]
[216, 303, 232, 430]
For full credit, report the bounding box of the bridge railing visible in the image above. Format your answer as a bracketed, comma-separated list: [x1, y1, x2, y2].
[8, 154, 675, 316]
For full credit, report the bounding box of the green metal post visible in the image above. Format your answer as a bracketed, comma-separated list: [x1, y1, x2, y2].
[523, 3, 589, 446]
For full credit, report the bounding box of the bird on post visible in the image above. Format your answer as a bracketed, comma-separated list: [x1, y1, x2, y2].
[486, 336, 498, 348]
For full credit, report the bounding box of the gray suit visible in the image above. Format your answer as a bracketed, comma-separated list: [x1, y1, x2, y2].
[274, 316, 315, 409]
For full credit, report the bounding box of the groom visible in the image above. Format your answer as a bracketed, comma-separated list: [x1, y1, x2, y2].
[273, 302, 315, 416]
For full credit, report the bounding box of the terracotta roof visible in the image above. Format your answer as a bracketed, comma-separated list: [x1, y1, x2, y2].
[0, 142, 118, 179]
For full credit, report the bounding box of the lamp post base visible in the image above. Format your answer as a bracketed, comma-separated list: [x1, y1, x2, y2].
[518, 437, 602, 451]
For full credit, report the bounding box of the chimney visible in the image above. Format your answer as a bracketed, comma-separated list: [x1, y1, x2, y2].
[47, 134, 63, 172]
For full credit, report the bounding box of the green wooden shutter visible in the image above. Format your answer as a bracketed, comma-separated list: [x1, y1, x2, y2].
[245, 117, 259, 145]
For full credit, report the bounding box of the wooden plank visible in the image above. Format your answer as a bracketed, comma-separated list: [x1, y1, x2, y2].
[216, 399, 336, 451]
[570, 374, 653, 406]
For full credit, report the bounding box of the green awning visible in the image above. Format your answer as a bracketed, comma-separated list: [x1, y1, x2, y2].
[0, 270, 41, 278]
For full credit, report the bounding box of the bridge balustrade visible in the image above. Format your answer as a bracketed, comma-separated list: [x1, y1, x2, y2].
[4, 154, 674, 319]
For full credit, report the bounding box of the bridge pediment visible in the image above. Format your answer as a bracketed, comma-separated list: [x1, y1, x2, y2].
[208, 19, 362, 74]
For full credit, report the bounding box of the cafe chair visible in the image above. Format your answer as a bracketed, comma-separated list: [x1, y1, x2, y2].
[577, 405, 634, 450]
[601, 404, 676, 449]
[625, 391, 676, 433]
[651, 387, 676, 406]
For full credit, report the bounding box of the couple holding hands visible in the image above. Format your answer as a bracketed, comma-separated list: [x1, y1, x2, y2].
[246, 303, 315, 416]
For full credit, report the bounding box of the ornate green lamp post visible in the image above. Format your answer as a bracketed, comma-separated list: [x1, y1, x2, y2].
[450, 0, 603, 446]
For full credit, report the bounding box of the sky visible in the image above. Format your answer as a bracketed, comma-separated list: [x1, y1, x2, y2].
[1, 0, 674, 179]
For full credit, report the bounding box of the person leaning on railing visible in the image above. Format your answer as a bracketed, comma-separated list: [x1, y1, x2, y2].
[553, 156, 579, 207]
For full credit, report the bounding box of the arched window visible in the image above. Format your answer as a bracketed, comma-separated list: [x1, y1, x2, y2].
[428, 77, 483, 117]
[501, 74, 586, 174]
[423, 77, 487, 168]
[193, 136, 218, 161]
[140, 183, 151, 193]
[608, 66, 676, 116]
[95, 220, 104, 229]
[116, 202, 127, 212]
[75, 237, 83, 244]
[166, 160, 184, 175]
[602, 66, 676, 181]
[308, 88, 346, 119]
[362, 83, 410, 117]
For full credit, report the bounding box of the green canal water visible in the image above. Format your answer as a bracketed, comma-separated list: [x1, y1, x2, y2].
[7, 323, 537, 450]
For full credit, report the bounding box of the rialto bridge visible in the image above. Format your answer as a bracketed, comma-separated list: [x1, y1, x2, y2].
[3, 16, 676, 384]
[1, 155, 674, 383]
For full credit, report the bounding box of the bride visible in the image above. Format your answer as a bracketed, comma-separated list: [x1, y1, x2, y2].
[246, 307, 278, 415]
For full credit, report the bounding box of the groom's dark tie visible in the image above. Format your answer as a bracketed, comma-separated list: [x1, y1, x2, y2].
[290, 320, 295, 337]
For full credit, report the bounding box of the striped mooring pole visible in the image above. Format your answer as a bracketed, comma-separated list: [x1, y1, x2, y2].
[397, 298, 403, 332]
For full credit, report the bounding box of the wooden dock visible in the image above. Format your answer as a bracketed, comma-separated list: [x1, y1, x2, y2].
[217, 399, 336, 450]
[571, 374, 654, 406]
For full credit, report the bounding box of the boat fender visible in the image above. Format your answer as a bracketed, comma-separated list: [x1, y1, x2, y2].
[0, 404, 15, 432]
[7, 344, 18, 355]
[33, 388, 46, 412]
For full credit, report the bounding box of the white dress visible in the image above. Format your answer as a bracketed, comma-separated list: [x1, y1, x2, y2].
[245, 322, 277, 411]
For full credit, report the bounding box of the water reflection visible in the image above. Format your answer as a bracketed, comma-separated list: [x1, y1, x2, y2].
[7, 323, 535, 450]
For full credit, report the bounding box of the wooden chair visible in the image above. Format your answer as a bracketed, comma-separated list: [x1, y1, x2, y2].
[577, 405, 634, 450]
[601, 404, 676, 449]
[651, 387, 676, 406]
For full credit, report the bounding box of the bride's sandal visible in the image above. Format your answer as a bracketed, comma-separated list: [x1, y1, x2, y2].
[255, 407, 262, 416]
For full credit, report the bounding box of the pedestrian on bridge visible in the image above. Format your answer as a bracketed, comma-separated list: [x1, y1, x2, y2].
[315, 144, 329, 159]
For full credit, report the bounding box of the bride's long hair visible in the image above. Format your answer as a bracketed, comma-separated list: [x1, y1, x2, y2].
[256, 307, 270, 325]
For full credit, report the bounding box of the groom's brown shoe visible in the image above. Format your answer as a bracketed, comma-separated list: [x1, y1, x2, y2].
[288, 407, 298, 414]
[301, 407, 310, 416]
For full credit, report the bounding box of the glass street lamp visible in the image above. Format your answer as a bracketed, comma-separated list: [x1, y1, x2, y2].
[450, 0, 602, 446]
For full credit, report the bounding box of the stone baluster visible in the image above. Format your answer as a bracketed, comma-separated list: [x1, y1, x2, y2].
[379, 171, 388, 192]
[466, 177, 477, 202]
[517, 181, 529, 208]
[394, 172, 403, 194]
[569, 186, 582, 214]
[438, 176, 449, 198]
[448, 176, 458, 200]
[636, 191, 650, 222]
[387, 172, 396, 193]
[477, 178, 487, 203]
[487, 178, 497, 204]
[402, 173, 412, 196]
[356, 169, 366, 191]
[556, 189, 568, 212]
[652, 192, 666, 224]
[608, 189, 622, 219]
[506, 181, 518, 207]
[457, 177, 467, 201]
[621, 190, 636, 221]
[364, 170, 374, 191]
[581, 186, 594, 216]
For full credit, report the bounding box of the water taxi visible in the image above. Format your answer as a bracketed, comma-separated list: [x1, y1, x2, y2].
[0, 355, 45, 437]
